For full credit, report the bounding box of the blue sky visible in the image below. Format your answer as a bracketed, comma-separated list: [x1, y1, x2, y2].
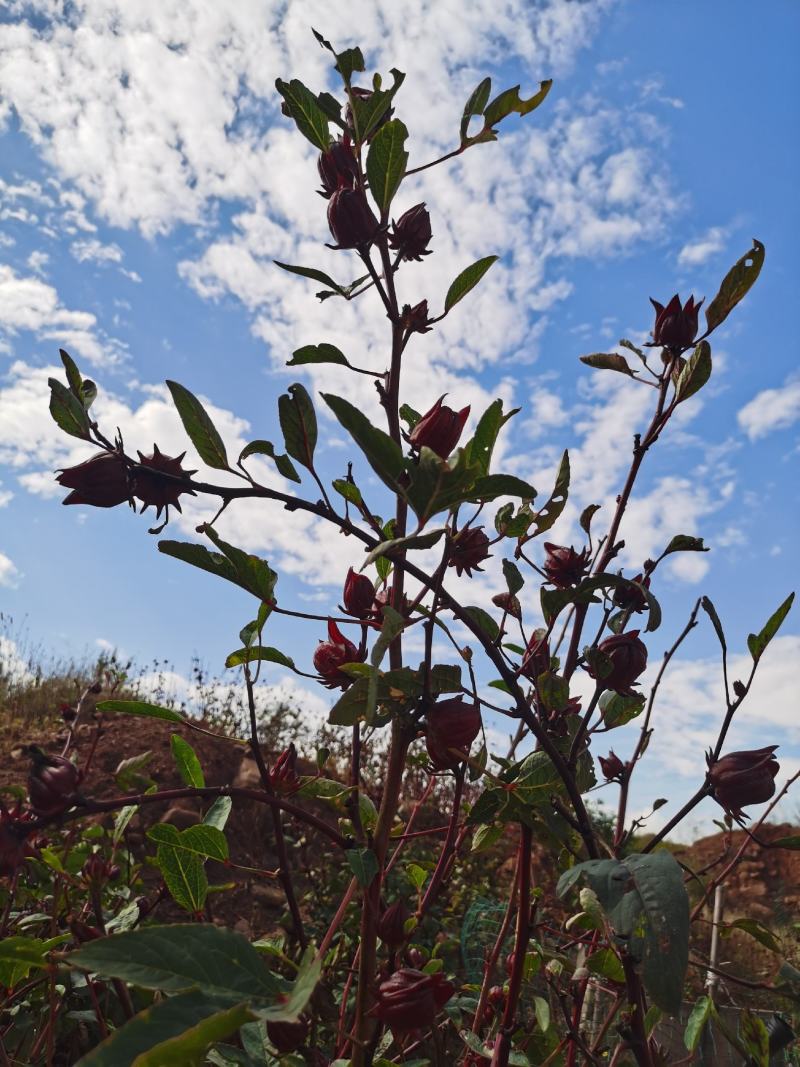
[0, 1, 798, 836]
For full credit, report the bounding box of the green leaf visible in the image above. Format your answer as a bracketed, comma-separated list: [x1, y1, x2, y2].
[225, 646, 296, 671]
[407, 863, 427, 889]
[404, 445, 483, 524]
[444, 256, 498, 314]
[346, 848, 379, 887]
[278, 383, 317, 471]
[739, 1008, 770, 1067]
[428, 663, 463, 694]
[363, 528, 446, 567]
[113, 804, 138, 845]
[533, 995, 550, 1033]
[502, 559, 524, 595]
[322, 393, 406, 491]
[468, 474, 537, 503]
[156, 845, 208, 913]
[463, 399, 518, 476]
[747, 592, 794, 662]
[663, 534, 708, 556]
[483, 80, 552, 127]
[366, 119, 409, 213]
[68, 925, 282, 1002]
[575, 573, 662, 633]
[237, 440, 300, 484]
[96, 699, 185, 724]
[701, 595, 727, 654]
[580, 504, 601, 536]
[147, 824, 228, 863]
[705, 238, 765, 334]
[166, 380, 229, 471]
[460, 77, 492, 143]
[772, 834, 800, 849]
[170, 734, 205, 788]
[531, 450, 570, 535]
[275, 78, 330, 150]
[274, 260, 344, 293]
[674, 340, 712, 403]
[288, 343, 350, 369]
[470, 823, 503, 853]
[349, 71, 405, 142]
[60, 348, 84, 400]
[158, 540, 242, 591]
[332, 478, 363, 506]
[48, 377, 91, 440]
[540, 586, 573, 627]
[579, 353, 635, 377]
[203, 796, 232, 832]
[202, 526, 278, 602]
[684, 996, 713, 1052]
[463, 605, 500, 642]
[586, 948, 624, 983]
[599, 690, 645, 729]
[726, 917, 781, 953]
[0, 936, 47, 987]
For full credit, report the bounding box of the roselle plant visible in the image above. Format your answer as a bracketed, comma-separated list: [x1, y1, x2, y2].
[2, 29, 796, 1067]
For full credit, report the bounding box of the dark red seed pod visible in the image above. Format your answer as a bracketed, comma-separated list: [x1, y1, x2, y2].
[133, 444, 197, 518]
[542, 543, 591, 589]
[374, 968, 455, 1034]
[342, 567, 375, 619]
[587, 631, 648, 695]
[269, 743, 300, 794]
[378, 899, 411, 948]
[708, 745, 779, 820]
[27, 749, 81, 817]
[409, 396, 470, 460]
[57, 451, 130, 508]
[425, 697, 482, 771]
[599, 751, 626, 782]
[650, 294, 703, 349]
[389, 202, 432, 261]
[317, 138, 359, 198]
[520, 629, 551, 682]
[327, 187, 380, 249]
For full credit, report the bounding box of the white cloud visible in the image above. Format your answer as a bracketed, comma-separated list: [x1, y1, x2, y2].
[70, 238, 123, 264]
[0, 550, 20, 587]
[677, 225, 728, 267]
[737, 375, 800, 440]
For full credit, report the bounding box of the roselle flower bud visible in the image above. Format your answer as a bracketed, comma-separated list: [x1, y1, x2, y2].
[587, 631, 648, 695]
[599, 751, 626, 782]
[342, 567, 375, 619]
[650, 294, 704, 349]
[269, 744, 300, 794]
[267, 1018, 308, 1054]
[612, 574, 650, 614]
[57, 451, 130, 508]
[408, 396, 470, 460]
[317, 138, 359, 198]
[400, 299, 432, 335]
[327, 187, 380, 249]
[520, 629, 551, 682]
[425, 697, 482, 771]
[374, 968, 455, 1034]
[133, 445, 197, 518]
[27, 748, 81, 816]
[389, 203, 432, 261]
[378, 899, 410, 947]
[313, 620, 362, 689]
[448, 527, 491, 578]
[707, 745, 779, 819]
[492, 591, 521, 620]
[543, 543, 591, 588]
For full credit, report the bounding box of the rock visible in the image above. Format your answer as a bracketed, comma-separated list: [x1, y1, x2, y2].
[159, 805, 199, 830]
[233, 756, 262, 790]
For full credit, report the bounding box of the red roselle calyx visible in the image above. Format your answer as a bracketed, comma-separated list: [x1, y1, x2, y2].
[317, 138, 359, 198]
[400, 299, 433, 334]
[27, 748, 82, 816]
[613, 573, 651, 614]
[374, 967, 455, 1034]
[599, 751, 626, 782]
[425, 697, 482, 771]
[82, 853, 120, 884]
[57, 451, 130, 508]
[313, 620, 363, 689]
[267, 1018, 309, 1054]
[408, 396, 470, 460]
[342, 566, 375, 619]
[448, 527, 491, 578]
[650, 294, 703, 349]
[133, 445, 197, 518]
[327, 187, 380, 250]
[520, 628, 551, 682]
[542, 542, 591, 588]
[587, 631, 648, 695]
[269, 744, 300, 794]
[708, 746, 779, 820]
[389, 202, 432, 261]
[378, 899, 411, 947]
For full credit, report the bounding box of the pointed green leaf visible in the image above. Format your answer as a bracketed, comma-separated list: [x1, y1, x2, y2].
[460, 77, 492, 143]
[322, 392, 405, 490]
[747, 592, 794, 662]
[366, 119, 409, 213]
[463, 605, 500, 642]
[663, 534, 708, 556]
[274, 260, 343, 293]
[275, 78, 330, 150]
[346, 848, 379, 887]
[278, 383, 317, 471]
[201, 526, 278, 602]
[483, 80, 552, 127]
[166, 380, 229, 471]
[363, 528, 446, 566]
[60, 348, 83, 400]
[468, 474, 536, 503]
[701, 596, 727, 654]
[170, 734, 205, 788]
[238, 440, 300, 483]
[444, 255, 498, 314]
[48, 378, 92, 440]
[97, 700, 186, 724]
[225, 646, 296, 671]
[705, 238, 765, 334]
[203, 796, 232, 832]
[156, 846, 208, 913]
[463, 398, 517, 476]
[674, 341, 712, 403]
[531, 450, 569, 535]
[288, 343, 350, 368]
[580, 353, 635, 377]
[684, 996, 713, 1052]
[147, 824, 228, 863]
[502, 559, 524, 595]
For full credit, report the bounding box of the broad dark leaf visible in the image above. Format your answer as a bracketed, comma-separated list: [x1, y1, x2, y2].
[288, 343, 349, 368]
[323, 392, 406, 491]
[274, 78, 330, 150]
[460, 76, 492, 143]
[579, 353, 635, 377]
[48, 378, 91, 440]
[170, 734, 205, 788]
[674, 341, 711, 403]
[444, 256, 498, 314]
[278, 383, 317, 471]
[166, 380, 229, 470]
[531, 450, 569, 535]
[747, 591, 794, 662]
[97, 699, 185, 724]
[225, 646, 296, 671]
[237, 439, 300, 483]
[366, 119, 409, 213]
[705, 238, 765, 334]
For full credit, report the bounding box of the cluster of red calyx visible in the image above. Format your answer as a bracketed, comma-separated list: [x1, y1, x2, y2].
[317, 138, 359, 198]
[342, 567, 375, 620]
[56, 444, 196, 519]
[613, 573, 651, 614]
[400, 299, 432, 335]
[425, 696, 482, 771]
[520, 629, 551, 682]
[599, 751, 626, 782]
[82, 853, 120, 884]
[542, 543, 591, 588]
[587, 631, 648, 695]
[650, 294, 703, 349]
[389, 203, 432, 261]
[374, 967, 455, 1035]
[26, 747, 82, 817]
[0, 804, 35, 878]
[377, 898, 411, 948]
[132, 445, 198, 518]
[327, 187, 380, 250]
[448, 527, 491, 578]
[409, 396, 470, 460]
[266, 1018, 309, 1054]
[313, 620, 364, 689]
[707, 746, 779, 820]
[269, 744, 301, 794]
